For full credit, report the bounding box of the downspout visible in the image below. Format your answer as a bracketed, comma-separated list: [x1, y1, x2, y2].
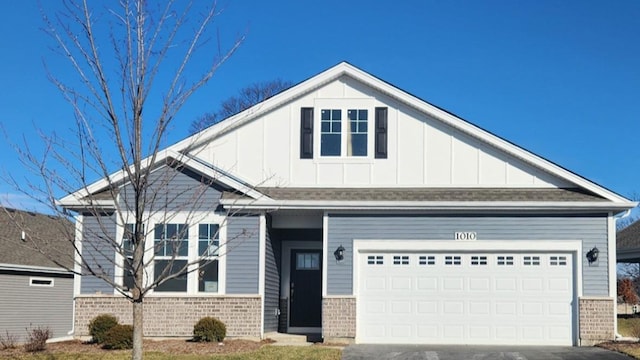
[614, 209, 632, 340]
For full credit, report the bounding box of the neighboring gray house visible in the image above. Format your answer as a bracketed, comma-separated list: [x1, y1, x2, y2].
[59, 62, 636, 346]
[0, 207, 74, 340]
[617, 220, 640, 262]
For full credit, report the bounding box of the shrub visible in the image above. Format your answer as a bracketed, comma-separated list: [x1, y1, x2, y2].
[193, 317, 226, 342]
[88, 314, 119, 344]
[23, 326, 50, 352]
[102, 324, 133, 350]
[0, 330, 18, 350]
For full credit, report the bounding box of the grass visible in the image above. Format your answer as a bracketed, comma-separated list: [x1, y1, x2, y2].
[3, 345, 342, 360]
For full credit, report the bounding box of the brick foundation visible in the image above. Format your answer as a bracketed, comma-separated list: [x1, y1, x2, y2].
[322, 297, 355, 341]
[579, 297, 615, 346]
[75, 295, 261, 338]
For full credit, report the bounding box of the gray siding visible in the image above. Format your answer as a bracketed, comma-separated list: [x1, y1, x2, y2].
[226, 216, 260, 294]
[0, 271, 73, 340]
[81, 213, 116, 294]
[118, 165, 223, 213]
[327, 214, 608, 296]
[263, 218, 280, 332]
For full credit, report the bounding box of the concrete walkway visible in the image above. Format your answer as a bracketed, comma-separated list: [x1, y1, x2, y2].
[341, 345, 634, 360]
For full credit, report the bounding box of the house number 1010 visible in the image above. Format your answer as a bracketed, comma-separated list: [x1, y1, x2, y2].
[454, 232, 477, 240]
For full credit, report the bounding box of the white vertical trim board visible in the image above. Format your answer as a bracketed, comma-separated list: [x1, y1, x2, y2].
[608, 212, 617, 336]
[258, 213, 266, 339]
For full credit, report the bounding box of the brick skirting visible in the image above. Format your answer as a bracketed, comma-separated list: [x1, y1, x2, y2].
[579, 297, 615, 346]
[74, 296, 261, 338]
[322, 297, 355, 341]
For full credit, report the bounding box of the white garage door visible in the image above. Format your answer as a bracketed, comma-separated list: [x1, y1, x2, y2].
[357, 252, 574, 345]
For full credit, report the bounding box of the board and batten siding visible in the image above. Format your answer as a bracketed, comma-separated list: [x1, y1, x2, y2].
[0, 272, 73, 340]
[263, 220, 280, 332]
[327, 214, 608, 296]
[118, 165, 222, 212]
[80, 213, 116, 294]
[226, 216, 260, 294]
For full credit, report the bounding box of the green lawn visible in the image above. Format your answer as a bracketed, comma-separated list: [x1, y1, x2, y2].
[3, 345, 342, 360]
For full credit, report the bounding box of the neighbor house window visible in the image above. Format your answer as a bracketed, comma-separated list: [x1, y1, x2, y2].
[154, 223, 188, 292]
[29, 277, 53, 287]
[198, 224, 219, 293]
[347, 109, 367, 156]
[320, 109, 342, 156]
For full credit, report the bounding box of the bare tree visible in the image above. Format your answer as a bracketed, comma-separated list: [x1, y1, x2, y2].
[3, 1, 246, 359]
[189, 79, 292, 133]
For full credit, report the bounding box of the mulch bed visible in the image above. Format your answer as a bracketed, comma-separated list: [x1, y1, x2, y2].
[0, 339, 271, 356]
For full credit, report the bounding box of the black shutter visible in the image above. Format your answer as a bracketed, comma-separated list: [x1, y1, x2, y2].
[375, 107, 388, 159]
[300, 107, 314, 159]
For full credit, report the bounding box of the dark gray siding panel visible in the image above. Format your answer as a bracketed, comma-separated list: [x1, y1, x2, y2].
[119, 165, 223, 213]
[226, 216, 260, 294]
[327, 215, 608, 296]
[81, 214, 116, 294]
[0, 272, 73, 340]
[263, 218, 280, 332]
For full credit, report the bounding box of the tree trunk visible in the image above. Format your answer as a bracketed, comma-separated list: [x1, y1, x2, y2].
[132, 299, 143, 360]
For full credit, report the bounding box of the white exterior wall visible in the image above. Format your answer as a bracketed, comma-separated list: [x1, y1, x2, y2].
[193, 75, 571, 189]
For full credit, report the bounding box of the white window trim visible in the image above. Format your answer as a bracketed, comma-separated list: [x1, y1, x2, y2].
[30, 277, 54, 287]
[314, 98, 375, 161]
[113, 211, 227, 296]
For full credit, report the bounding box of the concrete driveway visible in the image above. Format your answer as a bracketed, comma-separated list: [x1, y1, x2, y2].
[341, 345, 633, 360]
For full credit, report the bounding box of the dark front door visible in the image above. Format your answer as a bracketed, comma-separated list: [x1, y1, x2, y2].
[289, 249, 322, 328]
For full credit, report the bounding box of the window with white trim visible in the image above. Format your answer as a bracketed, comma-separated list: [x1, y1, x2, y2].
[122, 223, 136, 290]
[198, 224, 220, 293]
[320, 108, 369, 157]
[471, 256, 487, 265]
[154, 223, 188, 292]
[320, 109, 342, 156]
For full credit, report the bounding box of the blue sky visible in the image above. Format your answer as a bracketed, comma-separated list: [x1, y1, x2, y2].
[0, 1, 639, 210]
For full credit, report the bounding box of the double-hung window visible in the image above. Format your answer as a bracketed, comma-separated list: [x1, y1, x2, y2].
[154, 223, 188, 292]
[347, 109, 367, 156]
[122, 224, 136, 290]
[320, 109, 342, 156]
[198, 224, 220, 293]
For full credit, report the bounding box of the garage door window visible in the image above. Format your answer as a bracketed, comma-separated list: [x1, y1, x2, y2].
[523, 256, 540, 266]
[393, 255, 409, 265]
[445, 255, 461, 265]
[497, 256, 514, 265]
[471, 256, 487, 265]
[367, 255, 383, 265]
[419, 255, 435, 265]
[550, 256, 567, 266]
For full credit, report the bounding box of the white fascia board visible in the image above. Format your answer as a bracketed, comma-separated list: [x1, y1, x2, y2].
[58, 149, 268, 206]
[0, 262, 72, 275]
[220, 199, 637, 212]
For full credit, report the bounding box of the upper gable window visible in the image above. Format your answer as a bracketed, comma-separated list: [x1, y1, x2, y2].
[321, 109, 342, 156]
[320, 108, 368, 157]
[348, 109, 368, 156]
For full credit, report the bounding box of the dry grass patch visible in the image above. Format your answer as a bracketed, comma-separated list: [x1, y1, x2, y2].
[0, 339, 341, 360]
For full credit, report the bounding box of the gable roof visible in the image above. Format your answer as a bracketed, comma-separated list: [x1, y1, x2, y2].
[0, 207, 74, 272]
[59, 62, 636, 210]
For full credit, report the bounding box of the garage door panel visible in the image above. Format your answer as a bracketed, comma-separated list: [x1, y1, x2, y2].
[357, 252, 574, 345]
